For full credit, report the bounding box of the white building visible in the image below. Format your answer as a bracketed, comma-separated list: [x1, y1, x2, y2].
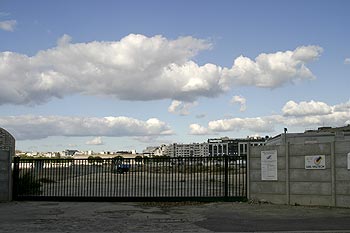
[143, 145, 168, 157]
[166, 143, 209, 157]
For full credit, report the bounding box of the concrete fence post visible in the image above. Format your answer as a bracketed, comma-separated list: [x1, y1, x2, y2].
[331, 141, 336, 207]
[0, 150, 11, 202]
[285, 142, 290, 205]
[247, 142, 250, 200]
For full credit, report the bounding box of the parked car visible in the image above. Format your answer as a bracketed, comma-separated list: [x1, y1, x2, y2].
[114, 163, 130, 174]
[112, 158, 130, 174]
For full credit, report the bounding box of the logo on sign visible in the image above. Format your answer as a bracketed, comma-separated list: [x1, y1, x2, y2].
[305, 155, 325, 169]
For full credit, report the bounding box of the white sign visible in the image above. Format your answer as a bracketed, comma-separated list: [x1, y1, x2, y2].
[261, 150, 278, 181]
[347, 153, 350, 170]
[305, 155, 325, 169]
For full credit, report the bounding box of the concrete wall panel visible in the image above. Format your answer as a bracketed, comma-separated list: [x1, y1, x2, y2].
[290, 194, 332, 206]
[250, 193, 287, 205]
[336, 181, 350, 195]
[335, 154, 348, 168]
[336, 195, 350, 208]
[335, 141, 350, 154]
[250, 146, 285, 158]
[250, 182, 286, 194]
[290, 182, 331, 195]
[290, 143, 330, 156]
[250, 157, 286, 170]
[249, 170, 286, 182]
[335, 168, 350, 181]
[290, 169, 331, 182]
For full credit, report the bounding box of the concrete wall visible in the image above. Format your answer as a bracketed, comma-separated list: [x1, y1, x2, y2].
[335, 140, 350, 207]
[248, 141, 350, 208]
[0, 150, 11, 201]
[249, 145, 287, 204]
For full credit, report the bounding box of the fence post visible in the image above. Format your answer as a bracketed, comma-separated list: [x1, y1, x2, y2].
[286, 142, 290, 205]
[12, 156, 20, 200]
[0, 151, 11, 201]
[331, 141, 336, 207]
[224, 155, 228, 198]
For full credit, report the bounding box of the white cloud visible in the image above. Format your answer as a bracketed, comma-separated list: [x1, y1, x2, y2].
[344, 58, 350, 65]
[189, 124, 211, 135]
[282, 100, 333, 116]
[0, 115, 173, 140]
[57, 34, 72, 47]
[0, 20, 16, 31]
[334, 100, 350, 112]
[86, 137, 104, 145]
[0, 34, 322, 105]
[220, 45, 322, 88]
[230, 95, 246, 112]
[195, 99, 350, 135]
[208, 117, 276, 133]
[168, 100, 198, 115]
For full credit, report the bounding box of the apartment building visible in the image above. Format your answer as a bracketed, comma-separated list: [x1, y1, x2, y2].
[208, 137, 266, 157]
[166, 143, 209, 157]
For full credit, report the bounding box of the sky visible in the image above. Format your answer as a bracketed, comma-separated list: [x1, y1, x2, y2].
[1, 0, 349, 153]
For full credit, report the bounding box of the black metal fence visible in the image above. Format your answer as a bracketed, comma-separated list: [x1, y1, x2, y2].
[12, 156, 247, 201]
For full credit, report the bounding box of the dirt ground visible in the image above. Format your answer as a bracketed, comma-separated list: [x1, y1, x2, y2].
[1, 201, 350, 232]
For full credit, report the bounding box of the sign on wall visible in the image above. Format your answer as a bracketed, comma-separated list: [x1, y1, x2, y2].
[347, 153, 350, 170]
[305, 155, 325, 169]
[261, 150, 278, 181]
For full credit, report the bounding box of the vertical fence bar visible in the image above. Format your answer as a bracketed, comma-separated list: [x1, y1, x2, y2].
[244, 155, 247, 197]
[12, 157, 20, 200]
[224, 155, 228, 198]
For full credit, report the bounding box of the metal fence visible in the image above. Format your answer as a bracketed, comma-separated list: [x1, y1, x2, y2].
[12, 156, 247, 201]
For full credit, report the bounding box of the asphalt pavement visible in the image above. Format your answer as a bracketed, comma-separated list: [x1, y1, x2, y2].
[1, 201, 350, 232]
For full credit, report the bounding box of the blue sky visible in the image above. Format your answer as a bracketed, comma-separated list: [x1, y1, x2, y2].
[1, 0, 349, 153]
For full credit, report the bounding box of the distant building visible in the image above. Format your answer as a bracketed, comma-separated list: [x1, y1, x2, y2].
[208, 136, 266, 157]
[61, 149, 80, 157]
[166, 143, 209, 157]
[0, 127, 15, 157]
[143, 145, 168, 157]
[266, 125, 350, 145]
[153, 137, 267, 158]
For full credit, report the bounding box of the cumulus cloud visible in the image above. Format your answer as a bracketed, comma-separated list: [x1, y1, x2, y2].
[192, 99, 350, 135]
[168, 100, 198, 115]
[344, 58, 350, 65]
[189, 124, 211, 135]
[0, 20, 16, 31]
[282, 100, 333, 116]
[0, 115, 173, 140]
[0, 33, 322, 105]
[220, 45, 323, 88]
[57, 34, 72, 47]
[208, 117, 276, 133]
[86, 137, 104, 145]
[230, 95, 246, 112]
[334, 100, 350, 112]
